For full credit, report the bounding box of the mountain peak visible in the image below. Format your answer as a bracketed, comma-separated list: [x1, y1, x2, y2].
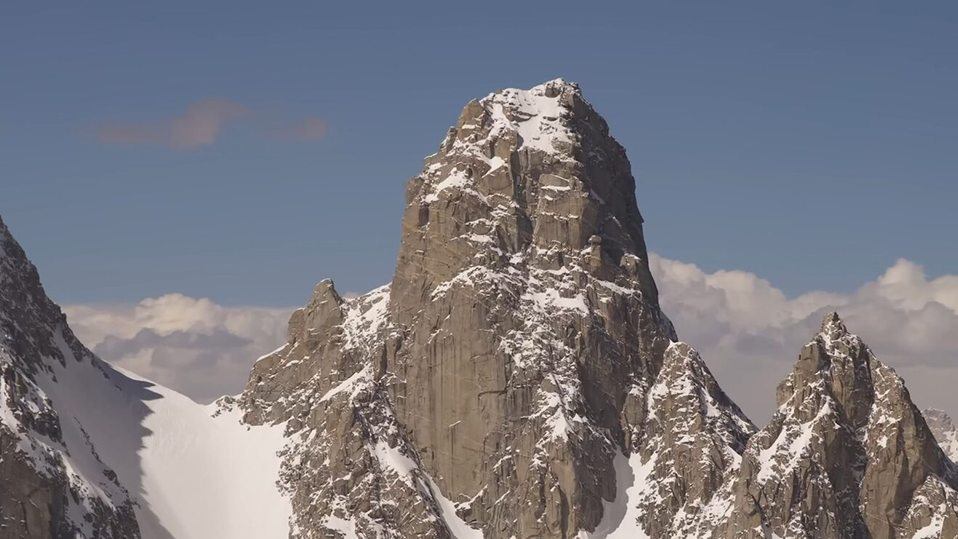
[439, 79, 585, 165]
[724, 314, 958, 538]
[399, 80, 655, 302]
[819, 310, 848, 337]
[466, 79, 587, 159]
[243, 81, 683, 538]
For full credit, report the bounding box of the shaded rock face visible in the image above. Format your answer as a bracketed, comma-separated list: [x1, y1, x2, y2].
[717, 313, 958, 539]
[240, 80, 755, 538]
[0, 216, 140, 539]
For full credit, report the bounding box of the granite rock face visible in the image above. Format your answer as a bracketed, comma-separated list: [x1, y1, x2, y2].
[240, 80, 756, 539]
[715, 313, 958, 539]
[632, 342, 755, 538]
[0, 216, 141, 539]
[388, 79, 669, 538]
[239, 81, 958, 539]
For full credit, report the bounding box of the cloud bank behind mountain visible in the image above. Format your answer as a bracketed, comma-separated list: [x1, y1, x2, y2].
[64, 257, 958, 424]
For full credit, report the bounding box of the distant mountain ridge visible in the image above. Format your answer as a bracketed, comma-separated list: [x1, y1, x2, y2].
[2, 81, 957, 538]
[927, 408, 958, 465]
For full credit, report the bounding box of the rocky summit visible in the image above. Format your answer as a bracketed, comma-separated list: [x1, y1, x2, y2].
[2, 80, 958, 539]
[716, 312, 958, 539]
[240, 79, 755, 539]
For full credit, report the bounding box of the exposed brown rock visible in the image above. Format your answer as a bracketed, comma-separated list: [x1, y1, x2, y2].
[717, 313, 958, 539]
[240, 80, 753, 539]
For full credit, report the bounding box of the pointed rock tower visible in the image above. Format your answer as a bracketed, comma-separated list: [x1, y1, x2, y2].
[718, 312, 958, 539]
[240, 80, 754, 538]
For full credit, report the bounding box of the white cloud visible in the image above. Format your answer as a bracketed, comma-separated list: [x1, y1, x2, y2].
[62, 259, 958, 425]
[650, 255, 958, 425]
[64, 294, 292, 403]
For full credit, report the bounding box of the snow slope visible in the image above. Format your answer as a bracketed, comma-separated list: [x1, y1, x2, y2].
[37, 343, 291, 539]
[128, 375, 290, 539]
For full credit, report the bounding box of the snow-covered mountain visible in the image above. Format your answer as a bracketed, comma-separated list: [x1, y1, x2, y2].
[238, 79, 757, 538]
[3, 80, 958, 539]
[0, 215, 291, 538]
[716, 312, 958, 538]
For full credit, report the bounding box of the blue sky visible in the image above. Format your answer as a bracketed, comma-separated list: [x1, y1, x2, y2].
[3, 1, 957, 307]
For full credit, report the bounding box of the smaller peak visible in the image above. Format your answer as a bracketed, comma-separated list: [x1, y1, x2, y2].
[297, 278, 345, 335]
[819, 311, 848, 337]
[309, 278, 343, 305]
[314, 278, 336, 292]
[665, 341, 698, 359]
[925, 408, 955, 425]
[665, 340, 695, 357]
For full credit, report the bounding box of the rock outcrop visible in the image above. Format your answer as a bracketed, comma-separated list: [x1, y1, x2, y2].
[716, 312, 958, 539]
[630, 342, 755, 538]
